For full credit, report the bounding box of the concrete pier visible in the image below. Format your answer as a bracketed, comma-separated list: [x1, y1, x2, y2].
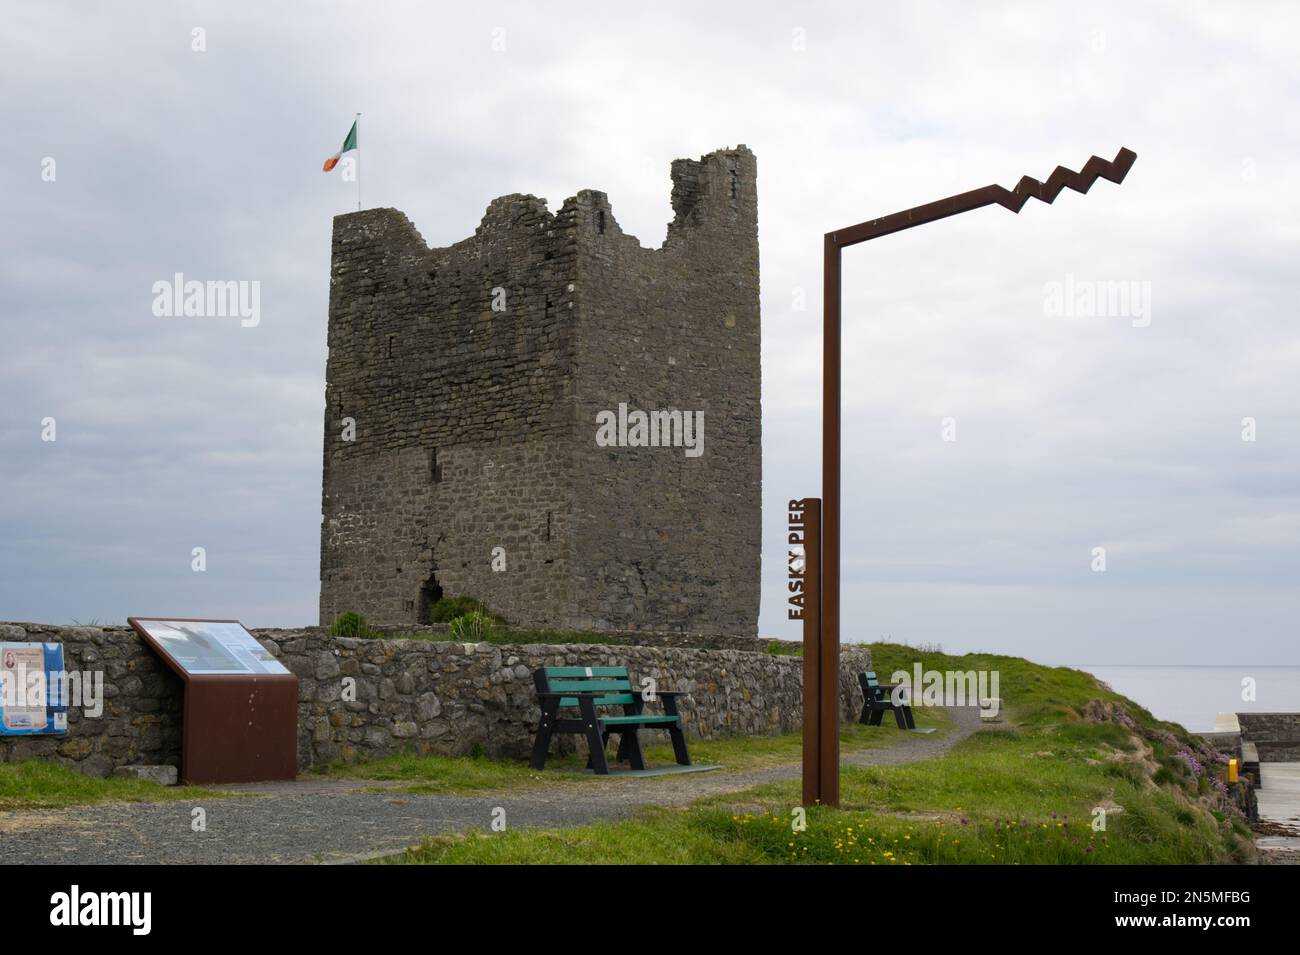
[1255, 763, 1300, 862]
[1220, 712, 1300, 863]
[1209, 712, 1300, 862]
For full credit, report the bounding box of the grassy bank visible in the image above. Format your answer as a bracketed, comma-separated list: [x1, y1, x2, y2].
[321, 708, 950, 794]
[0, 761, 224, 811]
[381, 643, 1254, 864]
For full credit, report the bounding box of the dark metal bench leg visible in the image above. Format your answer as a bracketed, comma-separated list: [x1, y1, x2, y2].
[667, 725, 691, 765]
[900, 705, 916, 730]
[529, 700, 558, 770]
[660, 697, 691, 765]
[587, 730, 613, 770]
[579, 697, 610, 775]
[868, 707, 884, 726]
[621, 729, 646, 770]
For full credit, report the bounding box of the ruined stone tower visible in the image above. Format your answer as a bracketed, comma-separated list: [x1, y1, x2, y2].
[320, 146, 760, 634]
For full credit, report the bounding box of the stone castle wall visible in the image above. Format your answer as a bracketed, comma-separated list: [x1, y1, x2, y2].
[0, 623, 869, 776]
[320, 146, 761, 636]
[568, 148, 761, 634]
[320, 197, 578, 629]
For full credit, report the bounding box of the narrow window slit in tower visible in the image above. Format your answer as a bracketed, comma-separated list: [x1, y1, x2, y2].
[546, 510, 552, 541]
[597, 210, 605, 235]
[430, 447, 442, 483]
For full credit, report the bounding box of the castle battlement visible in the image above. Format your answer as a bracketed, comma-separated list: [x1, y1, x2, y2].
[320, 146, 761, 633]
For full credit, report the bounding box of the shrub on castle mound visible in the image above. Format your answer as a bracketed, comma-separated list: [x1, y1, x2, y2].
[426, 596, 502, 625]
[447, 611, 496, 642]
[328, 611, 380, 639]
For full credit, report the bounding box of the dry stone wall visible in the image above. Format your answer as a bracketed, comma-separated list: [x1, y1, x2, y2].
[0, 623, 869, 775]
[0, 623, 183, 778]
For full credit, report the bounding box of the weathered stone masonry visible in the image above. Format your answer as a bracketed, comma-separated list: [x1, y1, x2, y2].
[320, 146, 761, 635]
[0, 623, 869, 775]
[0, 623, 182, 778]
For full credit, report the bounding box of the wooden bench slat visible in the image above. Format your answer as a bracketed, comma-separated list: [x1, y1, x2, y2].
[544, 666, 629, 677]
[558, 693, 635, 707]
[600, 714, 680, 726]
[546, 679, 632, 693]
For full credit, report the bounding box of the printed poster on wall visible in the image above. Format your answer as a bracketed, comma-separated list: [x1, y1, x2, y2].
[0, 642, 68, 735]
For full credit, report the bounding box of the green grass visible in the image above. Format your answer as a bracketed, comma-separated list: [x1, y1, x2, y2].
[328, 610, 381, 639]
[870, 642, 1119, 707]
[425, 596, 498, 624]
[364, 628, 619, 646]
[394, 630, 804, 650]
[766, 640, 802, 656]
[0, 760, 224, 811]
[646, 710, 949, 771]
[322, 709, 949, 795]
[321, 751, 554, 793]
[378, 643, 1254, 865]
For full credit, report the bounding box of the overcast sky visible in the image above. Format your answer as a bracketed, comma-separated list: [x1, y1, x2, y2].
[2, 2, 1296, 665]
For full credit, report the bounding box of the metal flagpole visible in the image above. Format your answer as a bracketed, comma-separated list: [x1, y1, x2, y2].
[355, 112, 361, 211]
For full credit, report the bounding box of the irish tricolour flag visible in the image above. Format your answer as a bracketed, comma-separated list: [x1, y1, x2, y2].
[322, 119, 358, 172]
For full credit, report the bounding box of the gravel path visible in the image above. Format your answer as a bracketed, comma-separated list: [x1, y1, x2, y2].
[1, 708, 984, 864]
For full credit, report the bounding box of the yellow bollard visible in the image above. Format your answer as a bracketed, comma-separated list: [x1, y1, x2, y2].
[1227, 758, 1239, 783]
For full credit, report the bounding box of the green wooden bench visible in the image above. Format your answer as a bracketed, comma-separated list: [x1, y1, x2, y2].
[858, 670, 918, 729]
[530, 665, 691, 774]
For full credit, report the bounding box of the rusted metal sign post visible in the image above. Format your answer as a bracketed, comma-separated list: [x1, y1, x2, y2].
[803, 148, 1137, 807]
[788, 498, 828, 805]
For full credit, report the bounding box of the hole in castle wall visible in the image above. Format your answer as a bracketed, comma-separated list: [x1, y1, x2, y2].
[417, 572, 443, 624]
[430, 447, 441, 483]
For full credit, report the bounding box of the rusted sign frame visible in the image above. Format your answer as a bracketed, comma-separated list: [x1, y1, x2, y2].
[128, 616, 299, 784]
[788, 498, 827, 804]
[807, 148, 1138, 807]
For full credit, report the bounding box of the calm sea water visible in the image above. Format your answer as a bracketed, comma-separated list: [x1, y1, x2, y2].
[1076, 666, 1300, 732]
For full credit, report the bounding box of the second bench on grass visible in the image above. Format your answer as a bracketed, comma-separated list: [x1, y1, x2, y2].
[859, 670, 918, 729]
[530, 666, 692, 774]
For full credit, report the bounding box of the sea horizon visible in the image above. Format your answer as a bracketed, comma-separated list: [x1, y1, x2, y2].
[1067, 664, 1300, 733]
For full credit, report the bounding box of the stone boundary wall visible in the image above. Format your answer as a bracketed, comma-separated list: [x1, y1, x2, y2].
[0, 623, 182, 778]
[1237, 713, 1300, 762]
[0, 623, 868, 775]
